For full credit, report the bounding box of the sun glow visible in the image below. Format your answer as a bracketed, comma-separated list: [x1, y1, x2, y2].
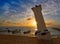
[35, 28, 37, 31]
[33, 20, 37, 26]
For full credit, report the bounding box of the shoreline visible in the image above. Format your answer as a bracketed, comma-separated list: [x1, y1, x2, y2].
[0, 34, 60, 44]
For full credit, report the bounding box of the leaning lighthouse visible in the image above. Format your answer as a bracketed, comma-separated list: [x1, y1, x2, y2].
[32, 5, 51, 40]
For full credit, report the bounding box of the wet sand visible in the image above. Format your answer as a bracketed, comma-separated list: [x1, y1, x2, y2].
[0, 34, 60, 44]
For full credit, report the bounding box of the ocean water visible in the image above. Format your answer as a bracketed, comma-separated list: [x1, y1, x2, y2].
[47, 28, 60, 36]
[0, 26, 35, 36]
[0, 26, 60, 37]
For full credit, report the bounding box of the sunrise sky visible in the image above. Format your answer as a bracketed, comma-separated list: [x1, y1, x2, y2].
[0, 0, 60, 27]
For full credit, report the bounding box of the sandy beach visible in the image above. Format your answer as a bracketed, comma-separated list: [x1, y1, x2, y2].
[0, 34, 60, 44]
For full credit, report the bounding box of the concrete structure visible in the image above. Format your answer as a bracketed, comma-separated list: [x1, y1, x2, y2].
[32, 5, 51, 40]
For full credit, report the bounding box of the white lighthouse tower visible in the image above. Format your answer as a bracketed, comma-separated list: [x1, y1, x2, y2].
[32, 5, 51, 40]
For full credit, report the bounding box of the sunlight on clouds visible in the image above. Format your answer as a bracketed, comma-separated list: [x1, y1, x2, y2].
[0, 0, 60, 27]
